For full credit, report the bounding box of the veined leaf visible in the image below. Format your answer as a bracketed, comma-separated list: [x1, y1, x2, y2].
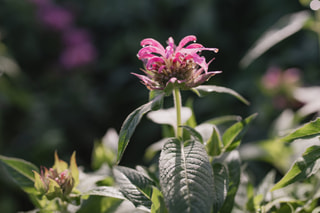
[117, 93, 164, 164]
[214, 150, 241, 213]
[272, 145, 320, 191]
[113, 166, 154, 209]
[281, 118, 320, 143]
[0, 155, 38, 191]
[222, 113, 257, 151]
[192, 85, 250, 105]
[212, 163, 228, 213]
[159, 138, 214, 213]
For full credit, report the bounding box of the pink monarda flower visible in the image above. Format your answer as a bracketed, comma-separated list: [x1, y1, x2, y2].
[133, 35, 221, 90]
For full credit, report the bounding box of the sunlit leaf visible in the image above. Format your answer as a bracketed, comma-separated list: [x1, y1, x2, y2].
[147, 107, 192, 128]
[192, 85, 250, 105]
[222, 113, 257, 151]
[117, 93, 164, 164]
[159, 138, 214, 213]
[0, 155, 38, 191]
[272, 145, 320, 191]
[281, 118, 320, 143]
[83, 186, 125, 200]
[113, 166, 153, 209]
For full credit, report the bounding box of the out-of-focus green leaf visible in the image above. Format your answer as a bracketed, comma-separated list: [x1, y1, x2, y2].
[185, 98, 197, 128]
[214, 150, 241, 213]
[205, 115, 242, 126]
[272, 145, 320, 191]
[0, 155, 38, 192]
[159, 138, 214, 213]
[281, 118, 320, 143]
[117, 93, 164, 164]
[113, 166, 153, 209]
[150, 187, 167, 213]
[222, 113, 257, 151]
[240, 10, 310, 68]
[212, 163, 228, 213]
[92, 129, 119, 169]
[192, 85, 250, 105]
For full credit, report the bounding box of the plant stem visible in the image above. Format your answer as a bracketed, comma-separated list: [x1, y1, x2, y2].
[173, 88, 182, 138]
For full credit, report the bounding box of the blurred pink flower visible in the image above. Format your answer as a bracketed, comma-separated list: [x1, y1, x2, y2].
[37, 6, 73, 31]
[261, 67, 282, 90]
[133, 35, 221, 90]
[59, 42, 97, 69]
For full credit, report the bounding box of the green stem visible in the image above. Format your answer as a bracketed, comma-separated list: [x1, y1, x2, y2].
[316, 10, 320, 61]
[173, 88, 182, 138]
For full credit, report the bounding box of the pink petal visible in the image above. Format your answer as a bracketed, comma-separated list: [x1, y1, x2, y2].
[141, 38, 165, 54]
[185, 43, 204, 49]
[138, 46, 164, 59]
[146, 56, 165, 69]
[131, 73, 157, 86]
[176, 35, 197, 51]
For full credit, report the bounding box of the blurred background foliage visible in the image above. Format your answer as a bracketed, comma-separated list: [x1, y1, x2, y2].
[0, 0, 319, 211]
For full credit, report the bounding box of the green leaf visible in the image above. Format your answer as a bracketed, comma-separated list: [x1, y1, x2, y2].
[206, 126, 223, 157]
[117, 93, 164, 164]
[0, 155, 39, 191]
[214, 150, 241, 213]
[281, 118, 320, 143]
[222, 113, 257, 151]
[180, 125, 203, 143]
[240, 11, 310, 68]
[159, 138, 214, 213]
[205, 115, 242, 126]
[212, 163, 228, 213]
[192, 85, 250, 105]
[77, 196, 124, 213]
[271, 145, 320, 191]
[185, 98, 197, 128]
[149, 90, 164, 110]
[113, 166, 154, 208]
[151, 187, 168, 213]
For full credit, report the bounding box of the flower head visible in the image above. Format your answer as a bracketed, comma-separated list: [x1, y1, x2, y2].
[133, 35, 221, 91]
[33, 151, 79, 200]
